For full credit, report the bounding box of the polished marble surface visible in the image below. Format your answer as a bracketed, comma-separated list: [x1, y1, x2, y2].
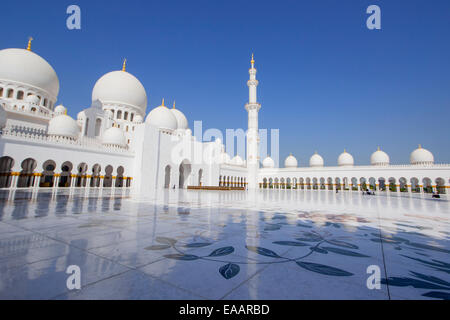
[0, 188, 449, 300]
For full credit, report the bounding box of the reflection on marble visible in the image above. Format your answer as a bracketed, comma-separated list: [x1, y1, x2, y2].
[0, 188, 448, 300]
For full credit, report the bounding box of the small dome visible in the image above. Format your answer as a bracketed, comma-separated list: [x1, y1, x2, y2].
[371, 147, 390, 166]
[54, 104, 67, 115]
[231, 155, 244, 166]
[284, 154, 298, 168]
[145, 100, 178, 131]
[25, 94, 40, 105]
[77, 111, 86, 120]
[170, 107, 188, 130]
[92, 70, 147, 114]
[0, 105, 7, 129]
[262, 156, 275, 168]
[134, 114, 143, 123]
[221, 152, 231, 164]
[309, 152, 324, 167]
[410, 145, 434, 165]
[102, 126, 127, 148]
[0, 48, 59, 98]
[48, 114, 79, 139]
[338, 150, 354, 166]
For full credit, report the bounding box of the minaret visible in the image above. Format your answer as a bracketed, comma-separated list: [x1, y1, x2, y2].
[245, 53, 261, 189]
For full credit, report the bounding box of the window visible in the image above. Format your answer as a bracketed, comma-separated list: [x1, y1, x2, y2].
[0, 87, 4, 97]
[17, 91, 24, 100]
[117, 110, 122, 119]
[130, 113, 134, 122]
[43, 99, 48, 107]
[95, 118, 102, 136]
[124, 112, 128, 120]
[7, 89, 14, 98]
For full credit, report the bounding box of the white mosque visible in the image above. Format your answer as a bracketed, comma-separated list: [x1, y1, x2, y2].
[0, 39, 449, 196]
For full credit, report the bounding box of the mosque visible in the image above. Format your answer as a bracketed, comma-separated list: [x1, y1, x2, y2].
[0, 39, 449, 196]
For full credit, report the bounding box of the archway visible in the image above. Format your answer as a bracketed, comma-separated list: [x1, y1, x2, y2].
[388, 177, 397, 192]
[369, 177, 376, 191]
[198, 169, 203, 186]
[436, 178, 446, 194]
[59, 161, 73, 188]
[76, 163, 88, 187]
[399, 177, 408, 192]
[360, 178, 367, 191]
[40, 160, 56, 187]
[164, 165, 171, 188]
[0, 156, 14, 188]
[103, 165, 113, 187]
[422, 178, 432, 193]
[90, 164, 101, 187]
[378, 178, 386, 191]
[327, 177, 333, 190]
[115, 166, 124, 187]
[18, 158, 37, 188]
[178, 160, 191, 189]
[410, 177, 420, 193]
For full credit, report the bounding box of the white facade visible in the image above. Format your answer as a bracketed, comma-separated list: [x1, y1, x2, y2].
[0, 43, 449, 196]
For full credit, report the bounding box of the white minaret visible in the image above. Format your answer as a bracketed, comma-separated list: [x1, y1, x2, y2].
[245, 54, 261, 189]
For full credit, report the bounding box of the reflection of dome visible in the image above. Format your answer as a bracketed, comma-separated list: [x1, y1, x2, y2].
[170, 106, 188, 130]
[371, 147, 390, 166]
[309, 152, 324, 167]
[54, 105, 66, 115]
[410, 145, 434, 165]
[284, 154, 298, 168]
[48, 115, 79, 139]
[92, 70, 147, 115]
[338, 150, 354, 166]
[25, 94, 40, 105]
[231, 155, 244, 166]
[0, 48, 59, 98]
[102, 127, 127, 148]
[0, 105, 7, 128]
[145, 100, 178, 131]
[262, 156, 275, 168]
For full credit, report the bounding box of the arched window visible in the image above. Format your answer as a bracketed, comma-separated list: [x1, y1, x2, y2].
[124, 112, 128, 120]
[43, 98, 48, 107]
[0, 87, 3, 97]
[17, 91, 24, 100]
[117, 110, 122, 119]
[130, 113, 134, 122]
[95, 118, 102, 136]
[7, 89, 14, 98]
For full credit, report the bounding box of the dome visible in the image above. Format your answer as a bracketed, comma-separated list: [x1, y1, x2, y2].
[25, 94, 40, 105]
[77, 111, 86, 121]
[54, 104, 66, 115]
[170, 107, 188, 130]
[102, 127, 127, 148]
[0, 105, 7, 129]
[371, 147, 390, 166]
[262, 156, 275, 168]
[231, 155, 244, 166]
[284, 154, 298, 168]
[309, 152, 324, 167]
[48, 114, 79, 139]
[0, 48, 59, 98]
[338, 150, 354, 166]
[410, 145, 434, 165]
[145, 100, 178, 131]
[92, 70, 147, 114]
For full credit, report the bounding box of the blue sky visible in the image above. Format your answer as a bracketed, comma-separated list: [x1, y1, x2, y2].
[1, 0, 449, 166]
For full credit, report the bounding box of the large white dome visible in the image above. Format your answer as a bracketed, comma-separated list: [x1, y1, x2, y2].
[262, 156, 275, 168]
[0, 48, 59, 98]
[338, 150, 354, 166]
[92, 70, 147, 114]
[410, 145, 434, 165]
[171, 107, 188, 130]
[48, 114, 79, 139]
[284, 154, 298, 168]
[309, 152, 324, 167]
[145, 100, 178, 131]
[371, 147, 390, 166]
[102, 127, 127, 148]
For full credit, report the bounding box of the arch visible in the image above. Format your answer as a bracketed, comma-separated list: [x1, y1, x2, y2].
[103, 165, 113, 187]
[399, 177, 408, 192]
[0, 87, 3, 97]
[369, 177, 376, 191]
[422, 178, 432, 193]
[95, 118, 102, 137]
[299, 177, 304, 190]
[40, 160, 56, 187]
[90, 164, 101, 187]
[351, 177, 358, 191]
[360, 177, 367, 191]
[117, 110, 122, 120]
[305, 178, 311, 190]
[378, 177, 386, 191]
[7, 88, 14, 98]
[410, 177, 420, 193]
[269, 178, 273, 189]
[0, 156, 14, 188]
[17, 158, 37, 188]
[76, 162, 88, 187]
[198, 169, 203, 186]
[178, 160, 191, 189]
[312, 178, 318, 190]
[327, 177, 333, 190]
[115, 166, 124, 187]
[436, 178, 446, 194]
[59, 161, 73, 187]
[263, 178, 268, 189]
[335, 177, 341, 190]
[388, 177, 397, 192]
[319, 177, 326, 190]
[16, 90, 24, 100]
[164, 165, 171, 188]
[292, 177, 297, 189]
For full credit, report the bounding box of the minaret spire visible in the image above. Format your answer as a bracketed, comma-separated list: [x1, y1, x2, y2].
[122, 58, 127, 71]
[27, 37, 33, 51]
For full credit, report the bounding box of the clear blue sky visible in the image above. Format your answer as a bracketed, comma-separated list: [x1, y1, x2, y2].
[1, 0, 449, 166]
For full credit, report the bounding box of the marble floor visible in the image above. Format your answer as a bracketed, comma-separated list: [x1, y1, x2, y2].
[0, 188, 449, 300]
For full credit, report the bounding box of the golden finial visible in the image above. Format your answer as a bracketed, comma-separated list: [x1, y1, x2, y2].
[161, 98, 165, 107]
[344, 148, 346, 153]
[418, 144, 422, 149]
[27, 37, 33, 51]
[122, 58, 127, 72]
[377, 146, 380, 151]
[173, 100, 176, 109]
[251, 53, 255, 66]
